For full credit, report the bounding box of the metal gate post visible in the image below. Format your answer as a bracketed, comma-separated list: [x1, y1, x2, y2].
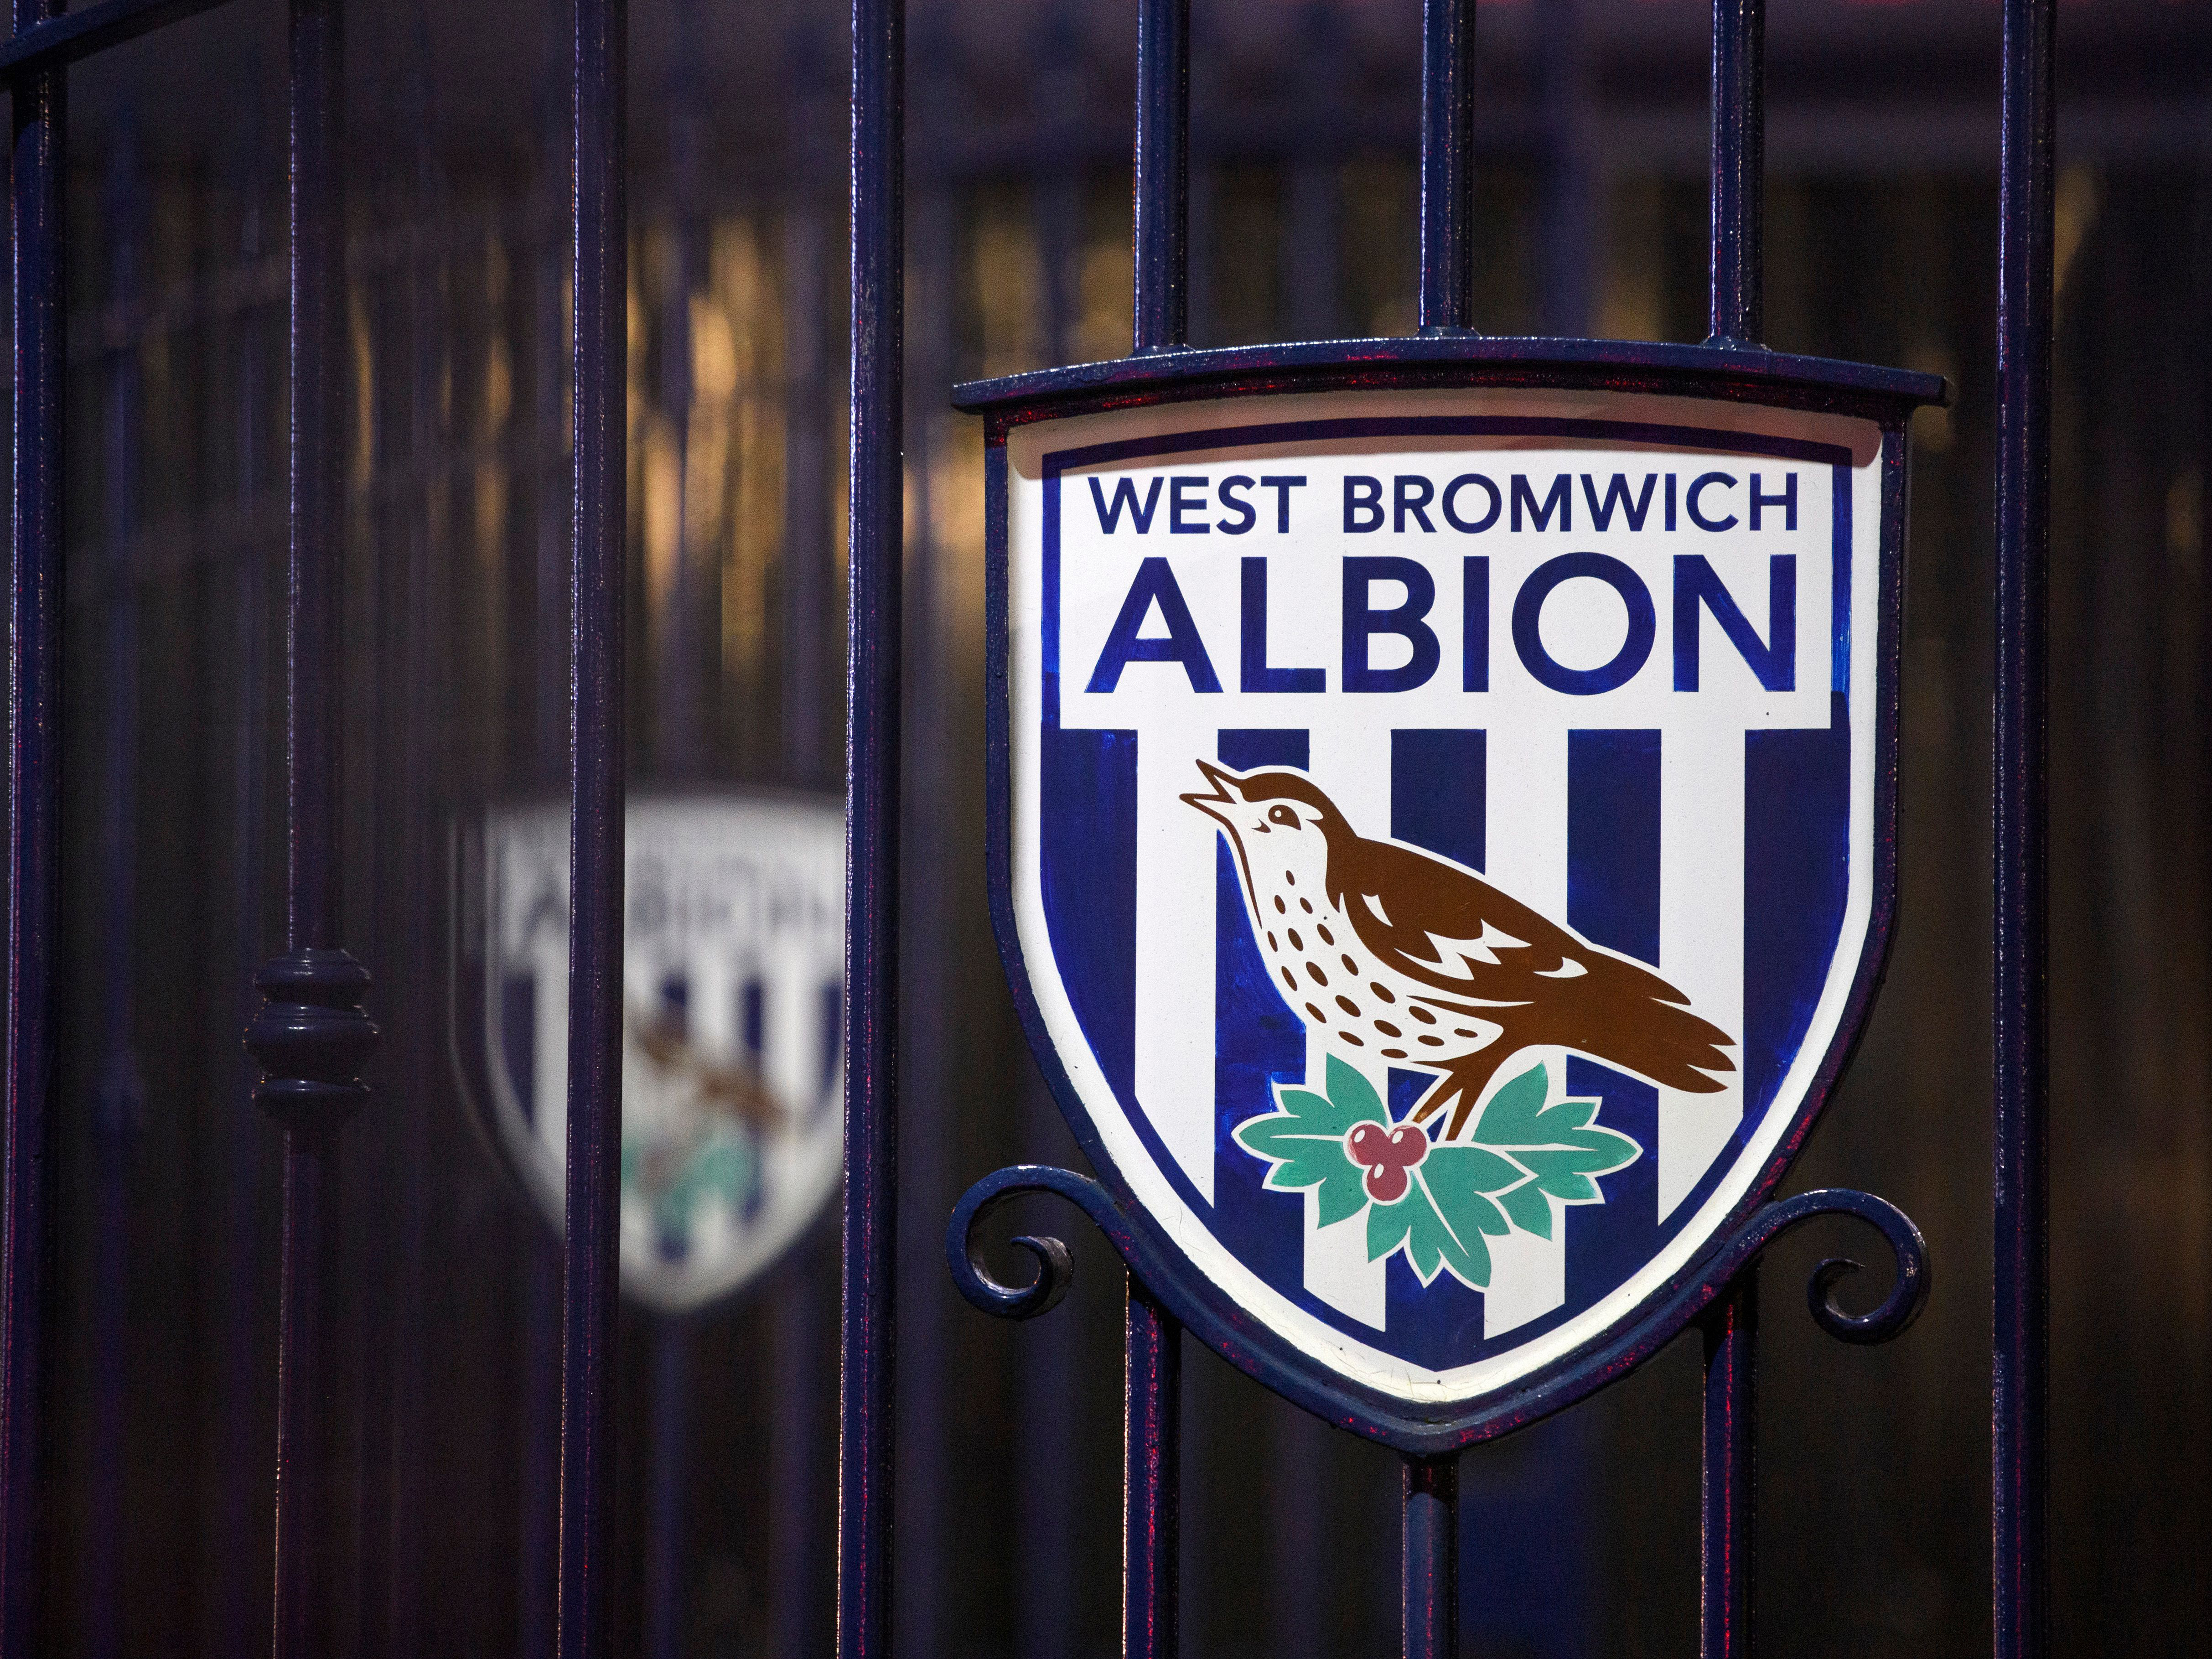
[1993, 0, 2054, 1654]
[1418, 0, 1475, 336]
[843, 0, 905, 1654]
[1, 0, 65, 1649]
[237, 1, 384, 1652]
[558, 0, 628, 1648]
[1697, 1, 1768, 1654]
[1401, 1456, 1458, 1659]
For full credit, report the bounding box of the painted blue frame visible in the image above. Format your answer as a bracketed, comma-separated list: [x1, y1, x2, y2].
[949, 337, 1943, 1456]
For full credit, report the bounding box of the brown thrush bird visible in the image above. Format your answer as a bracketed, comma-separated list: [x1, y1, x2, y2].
[1182, 761, 1735, 1141]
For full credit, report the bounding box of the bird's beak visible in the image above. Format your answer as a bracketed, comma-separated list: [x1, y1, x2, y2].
[1179, 759, 1240, 828]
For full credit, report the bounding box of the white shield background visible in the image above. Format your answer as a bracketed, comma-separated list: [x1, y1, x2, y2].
[466, 793, 844, 1312]
[1000, 384, 1888, 1404]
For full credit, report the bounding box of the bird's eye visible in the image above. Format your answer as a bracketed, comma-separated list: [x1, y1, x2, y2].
[1268, 805, 1298, 828]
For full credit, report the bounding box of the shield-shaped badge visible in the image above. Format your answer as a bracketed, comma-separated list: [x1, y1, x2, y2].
[969, 363, 1938, 1446]
[454, 792, 844, 1312]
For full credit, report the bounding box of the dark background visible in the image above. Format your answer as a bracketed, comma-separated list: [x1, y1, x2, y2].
[18, 0, 2212, 1654]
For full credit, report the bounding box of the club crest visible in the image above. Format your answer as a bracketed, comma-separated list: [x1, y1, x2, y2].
[984, 382, 1907, 1428]
[454, 793, 844, 1312]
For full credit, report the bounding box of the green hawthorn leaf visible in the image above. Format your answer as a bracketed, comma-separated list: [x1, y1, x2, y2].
[1326, 1054, 1387, 1126]
[1467, 1063, 1645, 1225]
[1469, 1064, 1553, 1145]
[1420, 1156, 1512, 1243]
[1366, 1172, 1492, 1289]
[1233, 1071, 1384, 1228]
[1497, 1179, 1553, 1239]
[1367, 1187, 1417, 1262]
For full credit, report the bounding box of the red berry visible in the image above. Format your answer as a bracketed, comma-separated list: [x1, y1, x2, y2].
[1364, 1163, 1410, 1203]
[1347, 1120, 1428, 1203]
[1347, 1122, 1391, 1165]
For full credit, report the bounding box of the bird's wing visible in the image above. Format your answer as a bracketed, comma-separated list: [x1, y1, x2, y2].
[1334, 837, 1591, 1006]
[1333, 838, 1735, 1091]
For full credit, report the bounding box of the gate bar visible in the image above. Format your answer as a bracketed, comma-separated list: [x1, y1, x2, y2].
[1401, 1455, 1458, 1659]
[1417, 0, 1476, 333]
[1699, 0, 1765, 1647]
[558, 0, 628, 1648]
[842, 0, 904, 1653]
[1706, 0, 1763, 346]
[1699, 1270, 1757, 1658]
[1, 0, 65, 1647]
[1123, 1279, 1180, 1659]
[241, 1, 389, 1650]
[1132, 0, 1186, 353]
[1992, 0, 2054, 1654]
[1125, 3, 1189, 1644]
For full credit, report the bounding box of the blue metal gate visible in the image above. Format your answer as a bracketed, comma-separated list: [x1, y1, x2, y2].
[0, 0, 2062, 1654]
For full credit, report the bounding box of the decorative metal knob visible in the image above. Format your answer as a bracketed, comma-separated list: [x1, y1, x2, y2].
[243, 947, 380, 1129]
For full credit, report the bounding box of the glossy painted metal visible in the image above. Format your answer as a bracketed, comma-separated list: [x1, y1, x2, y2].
[949, 1167, 1928, 1451]
[1123, 1280, 1180, 1659]
[2, 0, 66, 1648]
[1699, 1276, 1757, 1659]
[1401, 1457, 1457, 1659]
[842, 0, 904, 1654]
[558, 0, 627, 1651]
[1131, 0, 1186, 354]
[1418, 0, 1476, 333]
[0, 0, 232, 77]
[1129, 0, 1194, 1630]
[1993, 0, 2054, 1654]
[1707, 0, 1764, 347]
[1700, 0, 1766, 1644]
[235, 3, 383, 1654]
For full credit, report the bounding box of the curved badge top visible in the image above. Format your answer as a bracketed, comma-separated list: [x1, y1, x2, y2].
[979, 373, 1914, 1442]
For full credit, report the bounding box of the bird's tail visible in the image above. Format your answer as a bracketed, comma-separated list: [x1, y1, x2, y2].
[1575, 989, 1735, 1097]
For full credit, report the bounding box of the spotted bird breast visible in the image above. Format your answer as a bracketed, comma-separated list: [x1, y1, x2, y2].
[1241, 872, 1507, 1070]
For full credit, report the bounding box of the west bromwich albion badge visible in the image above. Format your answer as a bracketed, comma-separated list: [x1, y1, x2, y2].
[963, 367, 1932, 1443]
[453, 792, 844, 1312]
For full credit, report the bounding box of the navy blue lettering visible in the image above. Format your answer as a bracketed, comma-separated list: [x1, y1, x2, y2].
[1090, 475, 1163, 534]
[1086, 558, 1223, 692]
[1673, 555, 1796, 691]
[1170, 476, 1210, 534]
[1395, 475, 1436, 534]
[1241, 560, 1325, 692]
[1463, 557, 1490, 692]
[1580, 472, 1657, 533]
[1511, 473, 1573, 533]
[1511, 552, 1657, 695]
[1344, 476, 1384, 533]
[1343, 557, 1441, 693]
[1443, 473, 1501, 533]
[1665, 473, 1678, 531]
[1259, 475, 1306, 532]
[1750, 472, 1797, 531]
[1216, 475, 1257, 534]
[1685, 472, 1738, 532]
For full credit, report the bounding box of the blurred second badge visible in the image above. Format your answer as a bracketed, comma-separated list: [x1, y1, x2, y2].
[455, 793, 844, 1312]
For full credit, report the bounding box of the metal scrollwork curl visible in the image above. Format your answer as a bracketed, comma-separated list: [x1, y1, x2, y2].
[1709, 1187, 1930, 1346]
[947, 1165, 1131, 1321]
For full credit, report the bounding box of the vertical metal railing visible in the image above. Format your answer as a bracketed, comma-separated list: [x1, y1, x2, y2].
[1697, 2, 1767, 1653]
[1418, 0, 1476, 336]
[236, 1, 383, 1654]
[1125, 0, 1190, 1649]
[843, 1, 905, 1657]
[558, 0, 627, 1649]
[1993, 0, 2054, 1655]
[0, 0, 64, 1649]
